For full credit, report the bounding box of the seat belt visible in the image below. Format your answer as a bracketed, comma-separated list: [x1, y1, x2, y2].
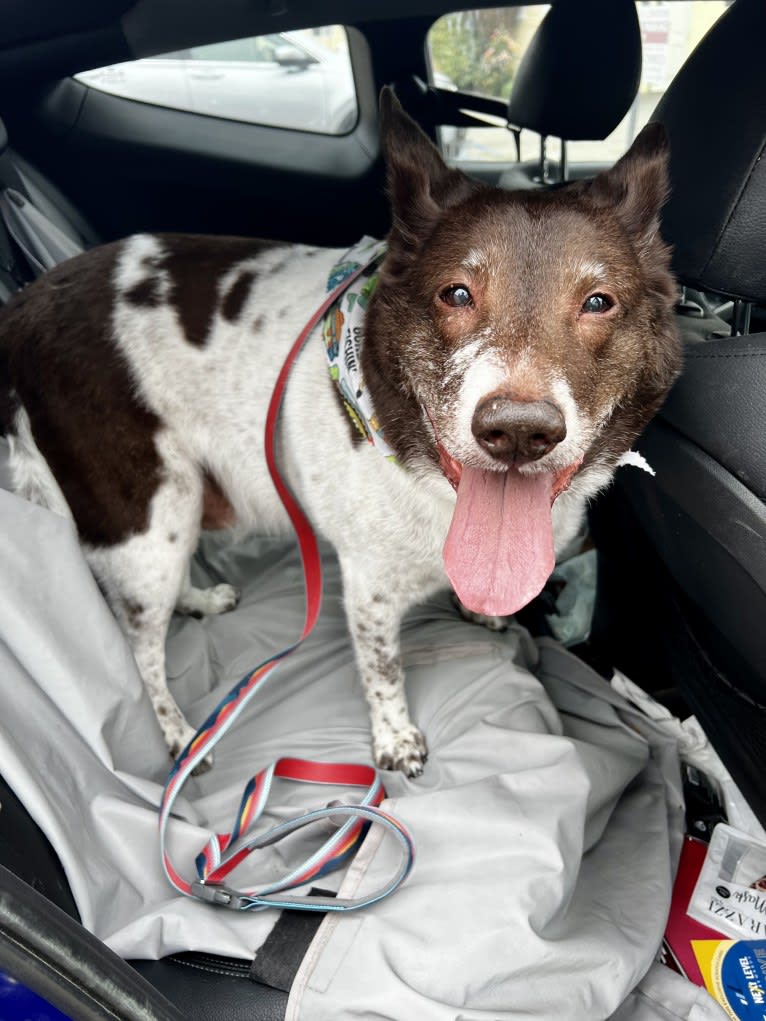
[0, 187, 83, 278]
[0, 213, 29, 303]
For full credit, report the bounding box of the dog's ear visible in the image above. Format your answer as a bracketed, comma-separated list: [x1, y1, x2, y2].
[588, 122, 670, 250]
[379, 86, 478, 264]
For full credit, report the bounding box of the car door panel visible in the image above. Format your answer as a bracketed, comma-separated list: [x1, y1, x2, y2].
[8, 55, 385, 247]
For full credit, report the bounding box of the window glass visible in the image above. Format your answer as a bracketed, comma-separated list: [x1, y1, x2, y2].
[427, 3, 730, 165]
[75, 26, 357, 136]
[0, 971, 73, 1020]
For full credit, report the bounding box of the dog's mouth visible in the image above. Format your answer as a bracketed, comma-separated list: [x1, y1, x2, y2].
[432, 431, 581, 619]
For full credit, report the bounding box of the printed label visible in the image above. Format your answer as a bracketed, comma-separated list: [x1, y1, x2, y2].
[690, 825, 766, 941]
[692, 939, 766, 1020]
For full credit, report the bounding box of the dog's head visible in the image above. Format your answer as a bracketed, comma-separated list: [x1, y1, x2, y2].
[363, 88, 681, 615]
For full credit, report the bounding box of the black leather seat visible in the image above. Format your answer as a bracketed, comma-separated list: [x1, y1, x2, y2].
[499, 0, 641, 189]
[589, 0, 766, 825]
[0, 114, 99, 301]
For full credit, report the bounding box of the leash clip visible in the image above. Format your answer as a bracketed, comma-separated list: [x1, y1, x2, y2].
[190, 881, 248, 911]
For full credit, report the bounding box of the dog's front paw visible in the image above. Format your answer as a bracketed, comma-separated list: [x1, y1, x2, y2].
[191, 753, 214, 776]
[166, 718, 214, 774]
[177, 583, 241, 619]
[168, 738, 215, 775]
[374, 725, 428, 778]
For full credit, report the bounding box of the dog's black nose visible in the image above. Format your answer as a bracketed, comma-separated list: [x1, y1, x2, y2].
[471, 396, 566, 463]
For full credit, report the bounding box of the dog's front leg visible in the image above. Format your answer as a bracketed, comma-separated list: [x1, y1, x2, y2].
[339, 557, 427, 778]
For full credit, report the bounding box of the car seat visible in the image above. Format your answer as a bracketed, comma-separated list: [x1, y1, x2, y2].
[589, 0, 766, 826]
[0, 114, 98, 301]
[499, 0, 642, 189]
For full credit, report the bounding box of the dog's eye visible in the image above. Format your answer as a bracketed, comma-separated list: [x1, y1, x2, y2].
[440, 285, 473, 308]
[581, 293, 613, 314]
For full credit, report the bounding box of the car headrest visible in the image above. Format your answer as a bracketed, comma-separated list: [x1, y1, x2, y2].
[653, 0, 766, 305]
[507, 0, 641, 141]
[0, 117, 7, 156]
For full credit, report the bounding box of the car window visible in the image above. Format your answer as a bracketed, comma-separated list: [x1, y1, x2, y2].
[187, 35, 290, 63]
[75, 26, 357, 136]
[427, 2, 730, 165]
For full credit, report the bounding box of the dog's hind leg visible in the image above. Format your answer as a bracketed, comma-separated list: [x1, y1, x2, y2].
[339, 556, 427, 778]
[175, 469, 242, 618]
[175, 566, 240, 619]
[87, 464, 213, 769]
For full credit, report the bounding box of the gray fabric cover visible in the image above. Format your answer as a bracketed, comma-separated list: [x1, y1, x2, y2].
[0, 439, 725, 1019]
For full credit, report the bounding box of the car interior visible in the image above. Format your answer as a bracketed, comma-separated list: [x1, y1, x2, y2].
[0, 0, 764, 1017]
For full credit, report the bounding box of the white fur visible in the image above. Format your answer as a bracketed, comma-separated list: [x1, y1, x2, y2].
[447, 345, 509, 465]
[536, 373, 592, 475]
[9, 407, 72, 519]
[438, 338, 600, 495]
[575, 258, 607, 283]
[84, 428, 206, 760]
[461, 247, 489, 273]
[616, 450, 655, 475]
[113, 236, 455, 774]
[8, 234, 614, 777]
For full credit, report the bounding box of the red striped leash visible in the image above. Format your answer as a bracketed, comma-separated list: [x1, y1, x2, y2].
[158, 250, 415, 912]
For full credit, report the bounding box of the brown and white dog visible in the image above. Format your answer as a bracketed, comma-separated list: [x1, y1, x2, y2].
[0, 92, 681, 776]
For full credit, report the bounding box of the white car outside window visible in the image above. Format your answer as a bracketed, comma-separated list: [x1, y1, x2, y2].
[75, 28, 357, 136]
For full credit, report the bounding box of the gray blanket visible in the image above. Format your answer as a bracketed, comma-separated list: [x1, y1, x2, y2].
[0, 440, 724, 1019]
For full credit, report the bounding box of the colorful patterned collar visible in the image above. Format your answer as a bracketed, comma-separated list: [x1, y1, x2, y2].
[322, 237, 398, 462]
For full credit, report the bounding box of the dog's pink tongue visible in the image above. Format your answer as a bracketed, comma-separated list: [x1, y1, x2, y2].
[444, 466, 554, 617]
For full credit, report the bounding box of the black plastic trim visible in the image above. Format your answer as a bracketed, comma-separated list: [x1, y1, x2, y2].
[638, 419, 766, 591]
[0, 864, 184, 1021]
[0, 774, 79, 921]
[131, 958, 288, 1021]
[621, 419, 766, 689]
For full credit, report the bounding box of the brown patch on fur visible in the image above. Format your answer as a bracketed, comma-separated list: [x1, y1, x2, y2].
[0, 340, 18, 437]
[141, 253, 164, 272]
[221, 270, 256, 322]
[124, 599, 144, 627]
[201, 471, 237, 530]
[155, 235, 280, 347]
[125, 276, 163, 307]
[0, 242, 165, 546]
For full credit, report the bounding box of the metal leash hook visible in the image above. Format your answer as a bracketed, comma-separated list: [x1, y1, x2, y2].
[189, 800, 415, 913]
[190, 883, 248, 910]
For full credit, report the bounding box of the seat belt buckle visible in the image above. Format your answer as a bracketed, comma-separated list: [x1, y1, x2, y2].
[190, 880, 249, 910]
